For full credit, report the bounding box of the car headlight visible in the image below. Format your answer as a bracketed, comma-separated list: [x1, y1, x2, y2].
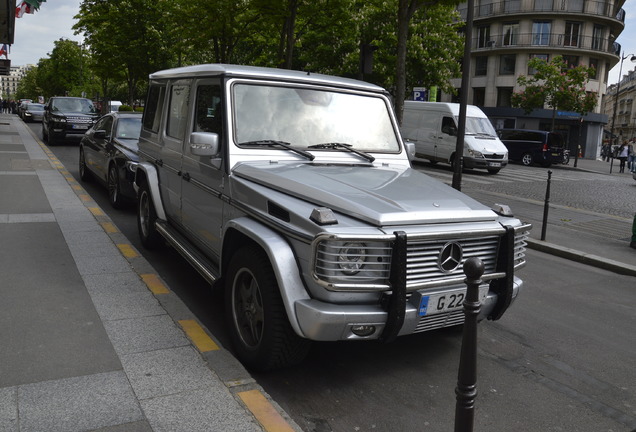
[314, 239, 392, 286]
[467, 149, 483, 158]
[51, 115, 67, 122]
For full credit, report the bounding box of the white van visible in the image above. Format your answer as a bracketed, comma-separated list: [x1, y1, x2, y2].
[401, 101, 508, 174]
[108, 100, 123, 113]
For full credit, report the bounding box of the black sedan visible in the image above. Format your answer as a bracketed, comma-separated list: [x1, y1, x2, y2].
[79, 112, 142, 208]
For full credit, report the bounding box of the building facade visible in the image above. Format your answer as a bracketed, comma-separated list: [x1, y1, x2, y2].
[439, 0, 626, 159]
[602, 66, 636, 144]
[0, 64, 34, 101]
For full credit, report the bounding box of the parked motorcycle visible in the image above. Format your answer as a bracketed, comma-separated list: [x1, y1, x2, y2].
[561, 149, 570, 165]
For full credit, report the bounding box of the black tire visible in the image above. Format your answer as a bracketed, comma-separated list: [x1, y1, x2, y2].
[42, 124, 48, 142]
[137, 180, 162, 249]
[46, 126, 56, 145]
[487, 168, 500, 174]
[521, 153, 533, 166]
[79, 147, 92, 182]
[108, 164, 125, 209]
[225, 246, 311, 371]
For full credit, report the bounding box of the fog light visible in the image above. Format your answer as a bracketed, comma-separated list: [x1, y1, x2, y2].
[351, 325, 376, 337]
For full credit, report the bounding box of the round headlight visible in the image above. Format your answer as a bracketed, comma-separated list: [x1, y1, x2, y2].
[337, 242, 367, 275]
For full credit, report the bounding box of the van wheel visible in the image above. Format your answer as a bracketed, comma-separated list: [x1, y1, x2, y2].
[226, 246, 311, 371]
[521, 153, 533, 166]
[137, 181, 162, 249]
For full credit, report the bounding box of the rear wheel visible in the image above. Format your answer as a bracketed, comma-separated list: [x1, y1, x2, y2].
[226, 246, 311, 371]
[521, 153, 533, 166]
[108, 164, 125, 209]
[137, 180, 162, 249]
[79, 147, 92, 182]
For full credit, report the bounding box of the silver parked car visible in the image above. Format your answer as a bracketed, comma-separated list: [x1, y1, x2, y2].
[134, 64, 531, 371]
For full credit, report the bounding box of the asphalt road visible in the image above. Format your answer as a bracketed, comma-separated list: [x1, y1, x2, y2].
[34, 124, 636, 432]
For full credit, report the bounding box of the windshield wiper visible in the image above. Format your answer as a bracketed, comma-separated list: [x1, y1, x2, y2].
[307, 142, 375, 163]
[239, 140, 315, 161]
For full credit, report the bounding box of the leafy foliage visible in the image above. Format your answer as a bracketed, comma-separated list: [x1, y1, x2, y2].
[511, 56, 598, 121]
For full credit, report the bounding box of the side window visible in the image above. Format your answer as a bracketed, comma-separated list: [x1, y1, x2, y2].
[167, 84, 190, 139]
[101, 117, 114, 137]
[194, 84, 222, 137]
[441, 116, 456, 135]
[143, 84, 165, 132]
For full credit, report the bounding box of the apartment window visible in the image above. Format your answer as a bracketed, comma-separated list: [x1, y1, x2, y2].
[532, 21, 551, 46]
[562, 55, 579, 68]
[534, 0, 552, 11]
[473, 88, 486, 107]
[475, 56, 488, 76]
[497, 87, 514, 107]
[499, 54, 516, 75]
[477, 25, 491, 48]
[592, 25, 604, 51]
[564, 22, 580, 47]
[504, 0, 521, 13]
[528, 54, 548, 74]
[477, 0, 493, 17]
[502, 22, 519, 46]
[589, 58, 599, 79]
[568, 0, 583, 12]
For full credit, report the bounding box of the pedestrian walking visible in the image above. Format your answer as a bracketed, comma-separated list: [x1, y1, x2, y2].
[628, 139, 636, 173]
[601, 140, 611, 162]
[617, 141, 629, 173]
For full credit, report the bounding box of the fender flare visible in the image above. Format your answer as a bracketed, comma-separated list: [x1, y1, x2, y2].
[225, 217, 311, 338]
[134, 162, 167, 221]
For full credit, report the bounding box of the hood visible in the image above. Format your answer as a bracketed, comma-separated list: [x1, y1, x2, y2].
[466, 136, 508, 155]
[233, 162, 496, 226]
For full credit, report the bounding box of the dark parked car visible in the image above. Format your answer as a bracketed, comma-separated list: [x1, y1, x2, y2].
[20, 103, 45, 123]
[42, 96, 100, 145]
[497, 129, 565, 167]
[79, 112, 142, 208]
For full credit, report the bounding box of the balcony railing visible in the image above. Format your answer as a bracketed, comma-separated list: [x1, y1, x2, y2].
[473, 32, 620, 55]
[458, 1, 625, 23]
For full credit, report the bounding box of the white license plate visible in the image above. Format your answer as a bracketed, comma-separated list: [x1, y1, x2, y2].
[488, 162, 501, 167]
[72, 124, 89, 130]
[418, 287, 488, 317]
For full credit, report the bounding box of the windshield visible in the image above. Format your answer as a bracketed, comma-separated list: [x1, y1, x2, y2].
[465, 116, 497, 137]
[27, 103, 44, 110]
[51, 98, 96, 114]
[233, 84, 400, 152]
[115, 117, 142, 139]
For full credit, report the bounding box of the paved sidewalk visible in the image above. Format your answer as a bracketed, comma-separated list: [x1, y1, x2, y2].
[0, 113, 301, 432]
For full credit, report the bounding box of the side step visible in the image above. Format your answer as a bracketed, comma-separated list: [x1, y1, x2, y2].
[155, 220, 220, 285]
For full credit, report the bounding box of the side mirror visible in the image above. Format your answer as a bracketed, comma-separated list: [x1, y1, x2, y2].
[94, 130, 107, 139]
[404, 141, 415, 160]
[190, 132, 219, 157]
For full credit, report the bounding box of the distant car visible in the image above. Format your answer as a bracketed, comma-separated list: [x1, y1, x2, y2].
[497, 129, 565, 167]
[21, 103, 45, 123]
[42, 96, 100, 145]
[79, 112, 142, 208]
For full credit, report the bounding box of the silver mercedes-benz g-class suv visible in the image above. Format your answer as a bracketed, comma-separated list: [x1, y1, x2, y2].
[135, 64, 530, 371]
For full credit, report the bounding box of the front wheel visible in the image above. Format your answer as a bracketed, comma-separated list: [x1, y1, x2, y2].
[137, 180, 162, 249]
[225, 246, 311, 371]
[79, 147, 92, 182]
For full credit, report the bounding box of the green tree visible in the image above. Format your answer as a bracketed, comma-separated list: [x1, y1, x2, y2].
[512, 55, 598, 131]
[35, 39, 84, 98]
[15, 67, 42, 100]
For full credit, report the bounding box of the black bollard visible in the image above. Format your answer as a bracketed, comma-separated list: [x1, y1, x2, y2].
[540, 170, 552, 241]
[454, 257, 484, 432]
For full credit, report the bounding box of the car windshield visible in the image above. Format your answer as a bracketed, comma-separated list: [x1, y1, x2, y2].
[233, 83, 399, 152]
[27, 103, 44, 110]
[51, 98, 96, 114]
[115, 117, 142, 139]
[464, 116, 497, 137]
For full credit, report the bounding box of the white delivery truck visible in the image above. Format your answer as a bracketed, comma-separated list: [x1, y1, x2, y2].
[401, 101, 508, 174]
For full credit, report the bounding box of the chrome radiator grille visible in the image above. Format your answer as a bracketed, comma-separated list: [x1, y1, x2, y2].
[405, 236, 500, 290]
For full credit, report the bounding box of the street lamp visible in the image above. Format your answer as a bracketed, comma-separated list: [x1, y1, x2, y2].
[608, 51, 636, 173]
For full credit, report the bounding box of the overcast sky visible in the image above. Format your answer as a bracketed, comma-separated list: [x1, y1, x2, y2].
[7, 0, 636, 86]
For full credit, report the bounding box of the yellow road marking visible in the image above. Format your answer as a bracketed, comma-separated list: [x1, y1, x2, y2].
[179, 320, 219, 352]
[72, 184, 83, 191]
[141, 273, 170, 295]
[117, 243, 138, 258]
[88, 207, 104, 216]
[79, 194, 91, 202]
[238, 389, 295, 432]
[100, 222, 118, 233]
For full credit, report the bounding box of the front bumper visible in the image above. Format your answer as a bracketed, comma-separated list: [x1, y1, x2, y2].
[463, 156, 508, 170]
[294, 275, 523, 341]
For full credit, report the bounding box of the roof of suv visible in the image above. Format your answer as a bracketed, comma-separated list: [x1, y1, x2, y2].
[148, 63, 385, 93]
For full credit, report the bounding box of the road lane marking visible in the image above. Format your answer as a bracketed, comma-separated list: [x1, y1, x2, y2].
[141, 273, 170, 294]
[179, 319, 220, 352]
[88, 207, 104, 216]
[100, 221, 118, 233]
[117, 243, 138, 258]
[238, 389, 296, 432]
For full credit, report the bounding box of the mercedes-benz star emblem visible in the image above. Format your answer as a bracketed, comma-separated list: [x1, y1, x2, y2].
[438, 242, 463, 273]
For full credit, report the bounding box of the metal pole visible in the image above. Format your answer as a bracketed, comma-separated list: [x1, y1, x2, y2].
[541, 170, 552, 241]
[454, 257, 484, 432]
[452, 0, 474, 191]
